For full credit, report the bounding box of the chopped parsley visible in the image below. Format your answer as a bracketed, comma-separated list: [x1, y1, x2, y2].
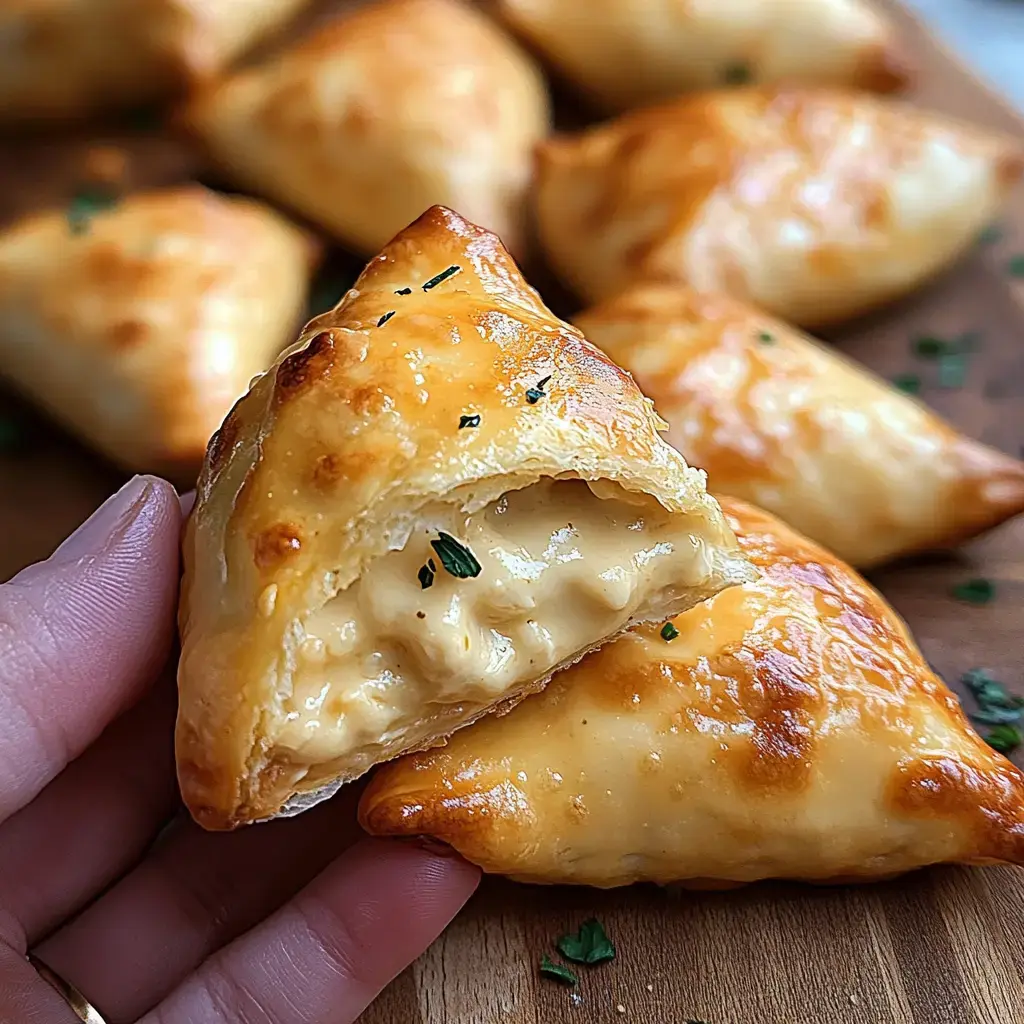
[557, 919, 616, 965]
[422, 265, 461, 291]
[937, 350, 968, 389]
[660, 622, 680, 642]
[722, 62, 752, 85]
[417, 559, 436, 590]
[526, 374, 552, 404]
[909, 332, 976, 390]
[67, 186, 119, 235]
[963, 669, 1024, 739]
[395, 287, 412, 295]
[458, 413, 481, 429]
[977, 224, 1003, 246]
[377, 311, 395, 327]
[757, 331, 775, 345]
[1006, 255, 1024, 278]
[892, 373, 921, 395]
[951, 578, 995, 605]
[539, 955, 577, 986]
[984, 724, 1022, 755]
[431, 532, 481, 579]
[912, 335, 947, 358]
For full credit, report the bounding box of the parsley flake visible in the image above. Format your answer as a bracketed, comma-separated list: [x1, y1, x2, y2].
[985, 724, 1022, 755]
[395, 287, 412, 295]
[963, 669, 1024, 730]
[757, 331, 775, 344]
[377, 311, 395, 327]
[431, 533, 481, 579]
[1007, 255, 1024, 278]
[540, 955, 577, 986]
[459, 414, 481, 429]
[892, 373, 921, 395]
[660, 622, 680, 642]
[526, 374, 552, 404]
[417, 559, 436, 590]
[978, 224, 1003, 246]
[951, 578, 995, 605]
[722, 62, 752, 85]
[912, 335, 947, 358]
[557, 919, 616, 965]
[422, 265, 461, 291]
[67, 187, 119, 235]
[938, 350, 968, 389]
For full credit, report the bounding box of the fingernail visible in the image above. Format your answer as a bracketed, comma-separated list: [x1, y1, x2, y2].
[52, 476, 154, 565]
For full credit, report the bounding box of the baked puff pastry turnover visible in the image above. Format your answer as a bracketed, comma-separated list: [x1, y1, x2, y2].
[361, 498, 1024, 887]
[0, 0, 311, 123]
[184, 0, 550, 257]
[177, 207, 753, 830]
[0, 186, 316, 483]
[575, 284, 1024, 568]
[535, 87, 1024, 327]
[493, 0, 910, 112]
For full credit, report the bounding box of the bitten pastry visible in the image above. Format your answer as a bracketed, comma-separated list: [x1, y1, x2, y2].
[535, 87, 1024, 327]
[176, 207, 753, 830]
[576, 283, 1024, 567]
[0, 185, 316, 483]
[361, 498, 1024, 887]
[184, 0, 550, 257]
[493, 0, 910, 112]
[0, 0, 311, 123]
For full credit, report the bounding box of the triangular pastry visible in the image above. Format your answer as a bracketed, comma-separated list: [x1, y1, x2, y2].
[177, 207, 753, 829]
[575, 283, 1024, 567]
[494, 0, 910, 112]
[0, 185, 316, 483]
[361, 497, 1024, 887]
[535, 87, 1024, 327]
[184, 0, 550, 257]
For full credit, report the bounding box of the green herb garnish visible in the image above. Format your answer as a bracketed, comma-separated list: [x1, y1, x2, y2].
[757, 331, 775, 345]
[422, 265, 461, 291]
[963, 669, 1023, 711]
[912, 335, 947, 358]
[951, 578, 995, 605]
[67, 187, 119, 235]
[377, 311, 395, 327]
[937, 350, 969, 389]
[660, 622, 680, 642]
[395, 287, 412, 295]
[1006, 255, 1024, 277]
[978, 224, 1003, 246]
[892, 373, 921, 395]
[984, 724, 1022, 755]
[526, 374, 552, 404]
[459, 414, 481, 429]
[539, 955, 577, 986]
[431, 533, 481, 579]
[722, 63, 752, 85]
[418, 559, 436, 590]
[557, 919, 616, 965]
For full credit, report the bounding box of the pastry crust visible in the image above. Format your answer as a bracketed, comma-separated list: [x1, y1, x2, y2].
[0, 185, 316, 484]
[576, 283, 1024, 567]
[494, 0, 911, 112]
[177, 206, 753, 830]
[360, 497, 1024, 887]
[535, 87, 1024, 327]
[184, 0, 550, 257]
[0, 0, 311, 123]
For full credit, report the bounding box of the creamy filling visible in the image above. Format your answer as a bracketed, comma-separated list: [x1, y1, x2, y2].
[278, 479, 715, 763]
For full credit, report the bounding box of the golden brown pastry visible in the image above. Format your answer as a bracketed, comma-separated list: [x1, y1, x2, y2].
[0, 0, 311, 123]
[535, 87, 1024, 327]
[0, 185, 316, 483]
[575, 283, 1024, 568]
[184, 0, 550, 257]
[176, 206, 754, 830]
[361, 497, 1024, 887]
[494, 0, 910, 111]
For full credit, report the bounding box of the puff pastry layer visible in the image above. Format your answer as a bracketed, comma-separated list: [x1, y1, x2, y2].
[576, 283, 1024, 567]
[494, 0, 910, 112]
[0, 185, 315, 483]
[177, 207, 752, 830]
[0, 0, 310, 122]
[185, 0, 550, 257]
[361, 498, 1024, 887]
[535, 87, 1024, 327]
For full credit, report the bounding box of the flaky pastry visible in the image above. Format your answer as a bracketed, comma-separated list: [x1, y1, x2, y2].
[0, 185, 316, 483]
[176, 207, 753, 830]
[361, 498, 1024, 887]
[535, 87, 1024, 327]
[575, 283, 1024, 567]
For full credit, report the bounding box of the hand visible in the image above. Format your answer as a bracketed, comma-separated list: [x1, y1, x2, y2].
[0, 476, 480, 1023]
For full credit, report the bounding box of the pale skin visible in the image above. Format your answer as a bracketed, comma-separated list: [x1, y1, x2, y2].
[0, 475, 480, 1023]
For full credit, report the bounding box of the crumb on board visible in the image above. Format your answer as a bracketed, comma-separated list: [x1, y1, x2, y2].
[646, 983, 654, 992]
[616, 1004, 626, 1014]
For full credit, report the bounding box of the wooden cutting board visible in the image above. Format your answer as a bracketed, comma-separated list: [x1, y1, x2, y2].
[0, 3, 1022, 1022]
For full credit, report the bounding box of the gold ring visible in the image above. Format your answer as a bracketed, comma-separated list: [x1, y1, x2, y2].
[27, 953, 108, 1024]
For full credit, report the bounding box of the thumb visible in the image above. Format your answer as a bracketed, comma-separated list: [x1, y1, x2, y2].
[0, 476, 181, 824]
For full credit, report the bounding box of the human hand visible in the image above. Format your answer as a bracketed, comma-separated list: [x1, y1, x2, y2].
[0, 476, 480, 1023]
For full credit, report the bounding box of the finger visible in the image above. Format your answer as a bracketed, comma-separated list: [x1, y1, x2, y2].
[0, 680, 179, 943]
[140, 840, 480, 1024]
[0, 933, 80, 1024]
[0, 475, 180, 823]
[36, 788, 372, 1023]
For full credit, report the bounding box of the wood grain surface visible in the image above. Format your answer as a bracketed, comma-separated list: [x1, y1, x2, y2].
[1, 2, 1022, 1022]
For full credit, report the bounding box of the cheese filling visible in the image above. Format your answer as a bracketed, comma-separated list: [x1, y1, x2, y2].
[279, 479, 717, 763]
